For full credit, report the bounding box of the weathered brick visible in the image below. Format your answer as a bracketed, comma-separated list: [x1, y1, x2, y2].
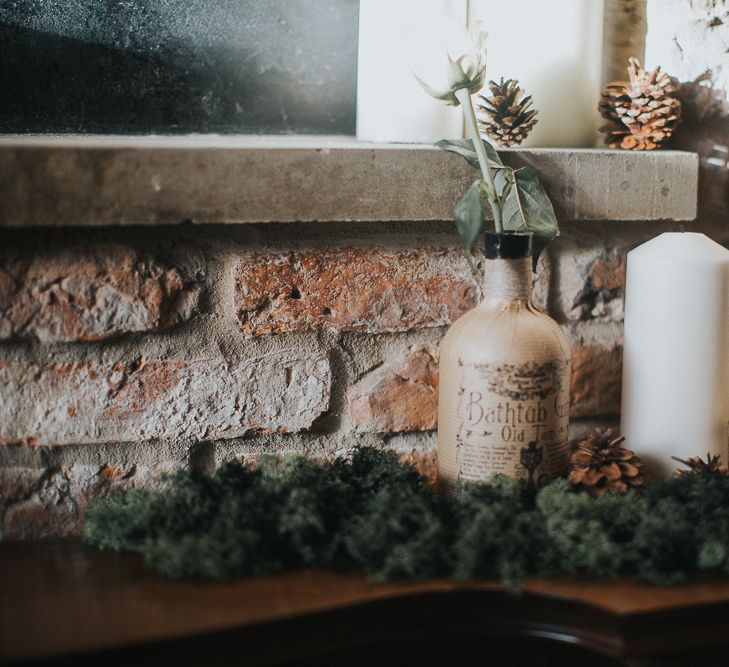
[0, 244, 200, 342]
[0, 353, 330, 447]
[0, 461, 175, 539]
[399, 449, 438, 485]
[531, 250, 551, 312]
[575, 253, 626, 320]
[348, 340, 622, 430]
[234, 247, 477, 336]
[554, 246, 626, 321]
[348, 345, 439, 433]
[589, 254, 626, 292]
[570, 343, 623, 419]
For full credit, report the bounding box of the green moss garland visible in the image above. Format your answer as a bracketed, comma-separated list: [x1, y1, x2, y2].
[83, 447, 729, 588]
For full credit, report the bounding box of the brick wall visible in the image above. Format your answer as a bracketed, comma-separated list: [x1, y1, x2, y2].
[0, 213, 723, 539]
[2, 0, 728, 540]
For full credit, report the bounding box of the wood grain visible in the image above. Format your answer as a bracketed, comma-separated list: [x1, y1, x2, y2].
[2, 539, 729, 666]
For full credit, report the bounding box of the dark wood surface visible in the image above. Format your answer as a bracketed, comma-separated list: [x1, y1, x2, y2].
[3, 539, 729, 666]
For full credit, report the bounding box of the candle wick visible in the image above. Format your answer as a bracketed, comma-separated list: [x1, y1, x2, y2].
[678, 224, 685, 233]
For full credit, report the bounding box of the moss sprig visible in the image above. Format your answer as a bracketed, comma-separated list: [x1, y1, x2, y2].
[83, 447, 729, 589]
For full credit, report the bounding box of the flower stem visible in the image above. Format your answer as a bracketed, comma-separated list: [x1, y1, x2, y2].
[455, 88, 503, 234]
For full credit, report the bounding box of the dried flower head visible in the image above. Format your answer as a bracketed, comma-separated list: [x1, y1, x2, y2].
[414, 22, 487, 106]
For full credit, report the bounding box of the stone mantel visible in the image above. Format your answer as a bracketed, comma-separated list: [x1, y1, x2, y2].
[0, 135, 698, 227]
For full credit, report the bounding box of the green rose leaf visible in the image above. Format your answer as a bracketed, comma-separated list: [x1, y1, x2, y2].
[454, 180, 484, 255]
[501, 166, 560, 267]
[492, 165, 512, 201]
[435, 138, 504, 171]
[437, 139, 559, 268]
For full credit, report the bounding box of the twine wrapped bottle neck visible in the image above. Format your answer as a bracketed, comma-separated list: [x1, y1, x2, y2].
[483, 257, 533, 301]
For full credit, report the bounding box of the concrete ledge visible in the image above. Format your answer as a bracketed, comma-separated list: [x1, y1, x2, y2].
[0, 136, 698, 227]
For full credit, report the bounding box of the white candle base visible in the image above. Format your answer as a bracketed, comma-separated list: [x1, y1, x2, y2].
[621, 233, 729, 478]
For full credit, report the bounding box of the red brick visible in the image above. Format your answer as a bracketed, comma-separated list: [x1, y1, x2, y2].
[0, 352, 330, 447]
[570, 343, 623, 418]
[564, 250, 627, 321]
[235, 247, 477, 336]
[0, 244, 200, 342]
[348, 345, 439, 433]
[589, 254, 626, 292]
[399, 449, 438, 485]
[347, 340, 622, 430]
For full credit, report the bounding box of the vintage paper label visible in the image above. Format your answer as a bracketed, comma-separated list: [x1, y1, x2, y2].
[454, 358, 570, 488]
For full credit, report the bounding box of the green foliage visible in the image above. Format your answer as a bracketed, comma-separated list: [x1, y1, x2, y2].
[84, 447, 729, 589]
[450, 476, 543, 589]
[83, 488, 155, 552]
[436, 138, 559, 266]
[498, 166, 560, 269]
[536, 480, 644, 578]
[436, 138, 504, 171]
[344, 485, 451, 581]
[632, 475, 729, 584]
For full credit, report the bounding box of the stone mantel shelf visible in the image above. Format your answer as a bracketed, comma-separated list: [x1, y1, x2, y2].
[0, 135, 698, 227]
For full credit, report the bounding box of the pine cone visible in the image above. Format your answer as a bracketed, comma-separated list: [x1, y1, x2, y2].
[477, 78, 538, 147]
[569, 429, 645, 497]
[673, 453, 728, 477]
[598, 57, 681, 150]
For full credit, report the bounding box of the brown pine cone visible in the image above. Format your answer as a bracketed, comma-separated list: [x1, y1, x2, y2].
[598, 57, 681, 150]
[569, 429, 645, 497]
[477, 78, 538, 147]
[673, 453, 728, 477]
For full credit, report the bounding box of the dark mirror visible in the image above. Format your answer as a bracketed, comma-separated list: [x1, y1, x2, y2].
[0, 0, 359, 134]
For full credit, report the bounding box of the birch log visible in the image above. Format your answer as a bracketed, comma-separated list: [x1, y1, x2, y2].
[602, 0, 647, 86]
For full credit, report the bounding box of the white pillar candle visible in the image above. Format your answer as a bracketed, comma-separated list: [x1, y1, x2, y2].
[621, 233, 729, 478]
[356, 0, 465, 143]
[467, 0, 604, 147]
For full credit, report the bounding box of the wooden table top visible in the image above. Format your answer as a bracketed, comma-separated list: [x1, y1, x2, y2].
[3, 539, 729, 666]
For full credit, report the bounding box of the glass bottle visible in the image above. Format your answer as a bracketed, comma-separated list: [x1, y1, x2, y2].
[437, 232, 571, 489]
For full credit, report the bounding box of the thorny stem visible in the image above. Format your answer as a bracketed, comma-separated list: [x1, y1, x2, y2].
[455, 88, 503, 234]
